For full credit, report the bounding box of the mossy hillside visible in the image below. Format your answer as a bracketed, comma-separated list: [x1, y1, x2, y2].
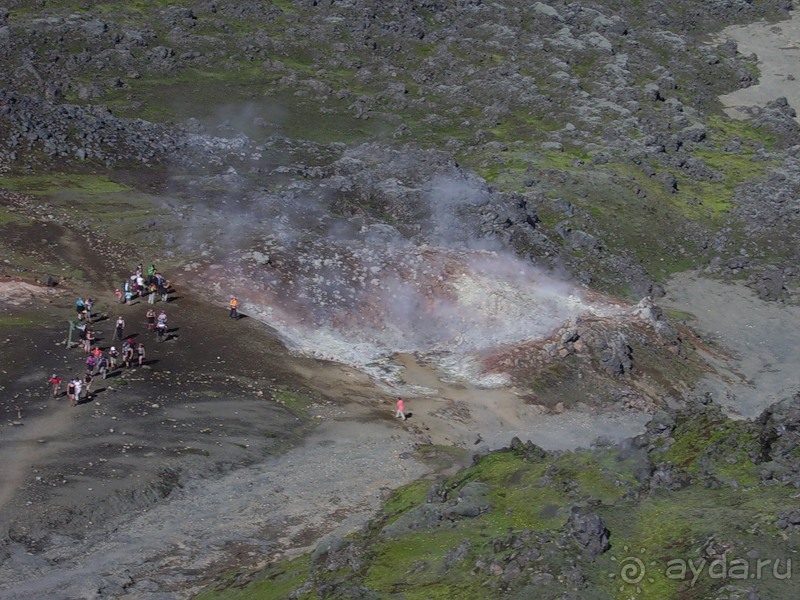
[193, 554, 313, 600]
[0, 172, 194, 259]
[654, 406, 763, 488]
[599, 483, 798, 600]
[201, 401, 800, 599]
[5, 2, 786, 293]
[461, 110, 778, 294]
[0, 205, 69, 281]
[2, 173, 131, 195]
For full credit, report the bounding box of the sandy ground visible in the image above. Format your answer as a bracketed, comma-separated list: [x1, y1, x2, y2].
[662, 272, 800, 419]
[715, 10, 800, 122]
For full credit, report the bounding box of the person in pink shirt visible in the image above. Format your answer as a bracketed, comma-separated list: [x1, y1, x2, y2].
[395, 397, 406, 421]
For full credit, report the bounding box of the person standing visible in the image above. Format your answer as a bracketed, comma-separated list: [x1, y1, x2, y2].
[75, 298, 85, 320]
[156, 320, 167, 343]
[84, 298, 94, 322]
[113, 316, 125, 341]
[83, 328, 95, 354]
[48, 374, 62, 398]
[395, 397, 406, 421]
[159, 279, 170, 303]
[147, 283, 157, 304]
[156, 310, 168, 342]
[229, 296, 239, 319]
[137, 343, 146, 367]
[67, 378, 77, 406]
[146, 308, 156, 331]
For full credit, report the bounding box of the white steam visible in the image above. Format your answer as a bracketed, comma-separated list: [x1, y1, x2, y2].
[168, 123, 611, 386]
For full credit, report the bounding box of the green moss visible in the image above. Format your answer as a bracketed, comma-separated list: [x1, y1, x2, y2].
[194, 554, 313, 600]
[381, 480, 431, 521]
[551, 450, 638, 505]
[273, 386, 314, 418]
[664, 309, 696, 322]
[659, 411, 761, 483]
[527, 361, 569, 393]
[0, 206, 29, 225]
[364, 528, 486, 596]
[0, 315, 37, 327]
[2, 174, 131, 195]
[599, 482, 798, 599]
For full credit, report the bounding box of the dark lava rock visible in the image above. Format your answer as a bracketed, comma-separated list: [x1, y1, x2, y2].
[564, 506, 610, 558]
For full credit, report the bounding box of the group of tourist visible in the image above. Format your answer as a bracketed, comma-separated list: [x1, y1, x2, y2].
[114, 263, 170, 305]
[49, 262, 173, 407]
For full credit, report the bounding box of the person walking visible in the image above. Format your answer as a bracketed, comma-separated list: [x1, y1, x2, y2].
[137, 343, 146, 367]
[156, 310, 168, 342]
[98, 352, 108, 379]
[82, 371, 94, 401]
[86, 353, 96, 375]
[108, 346, 119, 370]
[48, 374, 62, 398]
[72, 377, 82, 407]
[229, 296, 239, 319]
[123, 344, 134, 369]
[113, 316, 125, 341]
[395, 397, 406, 421]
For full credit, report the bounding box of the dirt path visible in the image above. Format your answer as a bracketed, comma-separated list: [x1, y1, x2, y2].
[0, 402, 428, 600]
[0, 407, 72, 515]
[662, 272, 800, 418]
[388, 353, 649, 451]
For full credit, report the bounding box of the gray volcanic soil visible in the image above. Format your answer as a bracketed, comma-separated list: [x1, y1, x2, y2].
[0, 278, 428, 599]
[716, 10, 800, 122]
[0, 281, 648, 600]
[662, 271, 800, 418]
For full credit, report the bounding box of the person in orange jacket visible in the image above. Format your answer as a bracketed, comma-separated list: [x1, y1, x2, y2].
[229, 296, 239, 320]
